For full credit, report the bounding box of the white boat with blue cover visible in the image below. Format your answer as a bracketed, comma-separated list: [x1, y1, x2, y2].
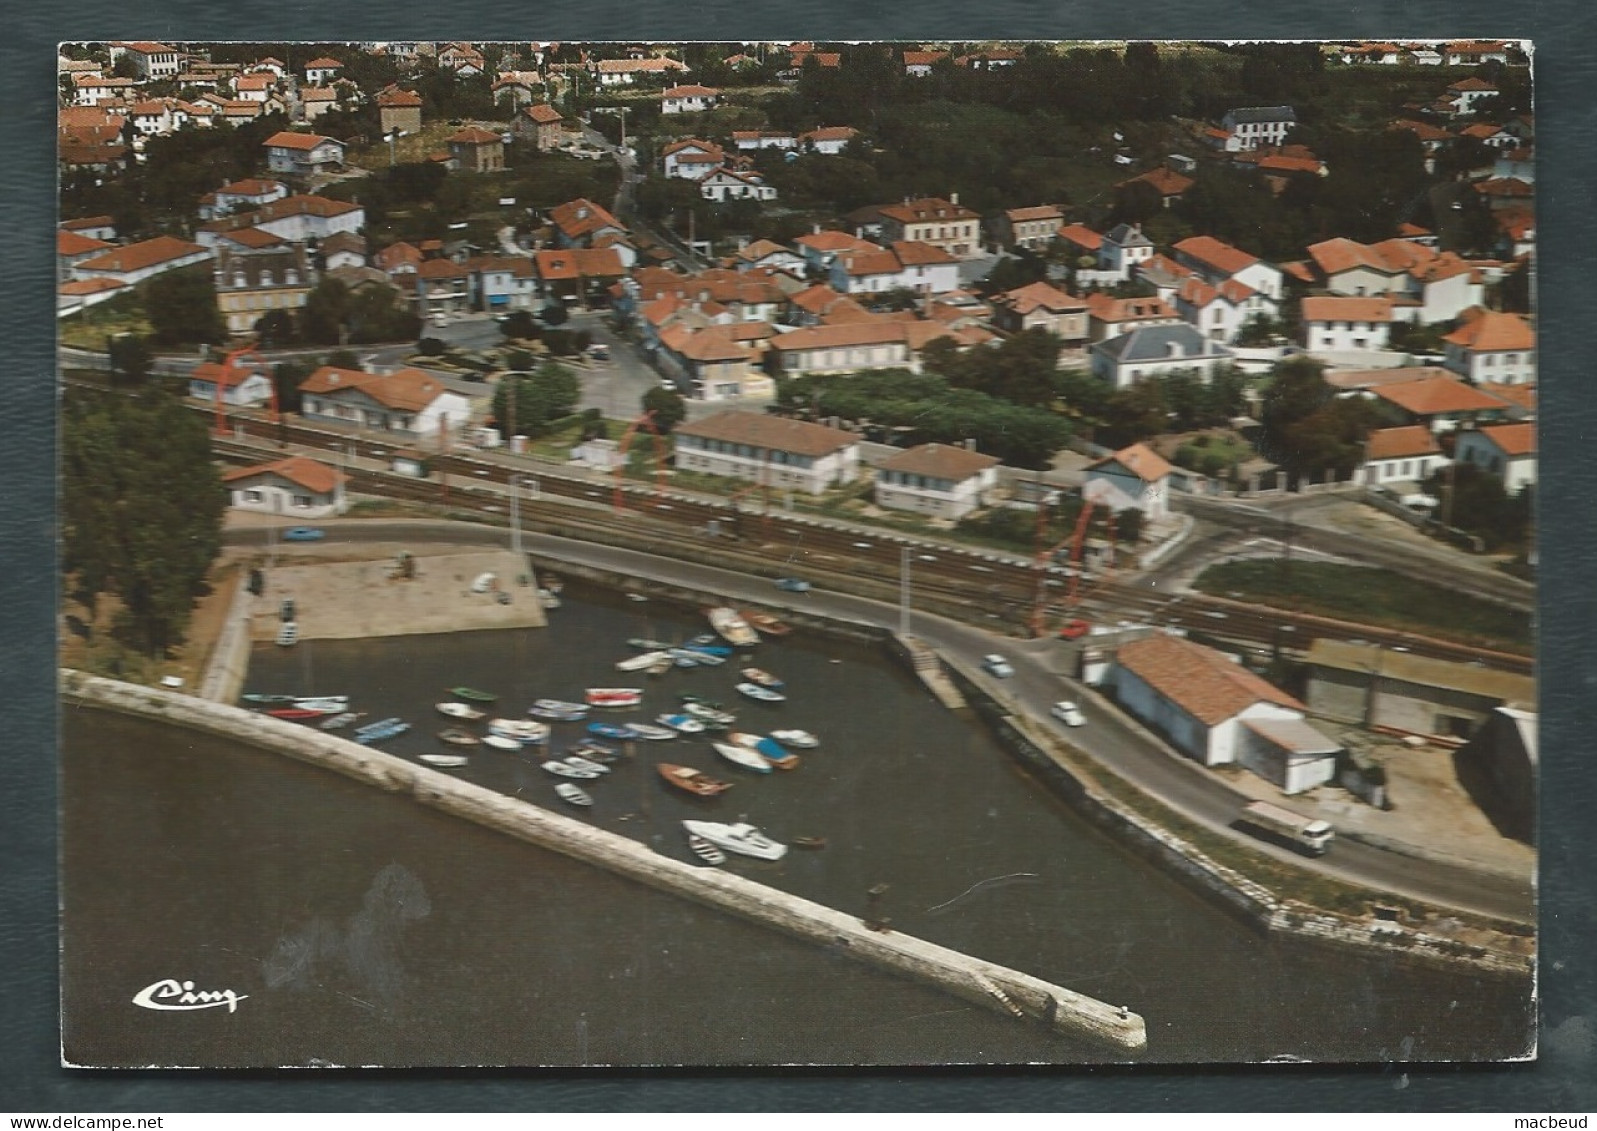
[658, 713, 705, 734]
[627, 722, 678, 741]
[735, 682, 786, 702]
[712, 741, 772, 773]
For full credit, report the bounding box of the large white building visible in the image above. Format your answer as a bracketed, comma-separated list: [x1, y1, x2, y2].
[672, 411, 859, 495]
[873, 443, 1000, 520]
[298, 367, 472, 439]
[1110, 634, 1339, 794]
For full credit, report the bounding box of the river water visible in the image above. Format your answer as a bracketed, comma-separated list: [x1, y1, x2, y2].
[60, 581, 1534, 1068]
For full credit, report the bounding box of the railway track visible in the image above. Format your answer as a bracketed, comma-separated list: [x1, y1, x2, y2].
[206, 409, 1532, 677]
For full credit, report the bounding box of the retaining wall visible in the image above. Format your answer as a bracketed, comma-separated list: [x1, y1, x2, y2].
[197, 571, 257, 703]
[61, 669, 1148, 1055]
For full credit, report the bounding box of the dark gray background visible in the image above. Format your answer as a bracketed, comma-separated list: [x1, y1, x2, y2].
[6, 2, 1592, 1111]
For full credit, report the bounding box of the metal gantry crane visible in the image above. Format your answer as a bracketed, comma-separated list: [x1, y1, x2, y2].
[1030, 497, 1114, 638]
[611, 410, 669, 513]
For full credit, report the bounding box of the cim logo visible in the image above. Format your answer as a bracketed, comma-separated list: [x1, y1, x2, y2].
[132, 978, 248, 1014]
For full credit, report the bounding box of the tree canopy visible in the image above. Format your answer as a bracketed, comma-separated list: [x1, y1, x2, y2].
[492, 363, 581, 437]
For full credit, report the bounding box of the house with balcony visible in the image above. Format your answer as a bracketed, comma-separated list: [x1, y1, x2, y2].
[263, 132, 346, 178]
[674, 411, 859, 495]
[298, 366, 471, 438]
[873, 443, 1000, 520]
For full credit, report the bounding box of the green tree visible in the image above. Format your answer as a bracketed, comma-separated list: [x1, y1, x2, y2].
[61, 386, 226, 654]
[141, 267, 226, 348]
[106, 334, 154, 387]
[298, 277, 351, 346]
[642, 385, 687, 433]
[493, 362, 581, 437]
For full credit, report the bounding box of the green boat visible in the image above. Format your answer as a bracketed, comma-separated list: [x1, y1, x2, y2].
[450, 686, 498, 703]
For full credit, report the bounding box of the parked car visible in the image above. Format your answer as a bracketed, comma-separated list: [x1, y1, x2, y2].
[1051, 700, 1087, 727]
[282, 527, 324, 542]
[981, 654, 1014, 678]
[774, 577, 812, 593]
[586, 343, 610, 361]
[1058, 619, 1091, 639]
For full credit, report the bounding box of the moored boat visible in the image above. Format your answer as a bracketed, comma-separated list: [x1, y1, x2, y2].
[355, 716, 403, 735]
[488, 718, 550, 744]
[731, 731, 800, 770]
[542, 759, 602, 780]
[437, 727, 480, 747]
[419, 753, 469, 768]
[681, 820, 787, 861]
[678, 694, 726, 709]
[482, 733, 524, 752]
[241, 693, 297, 705]
[437, 701, 487, 721]
[735, 682, 786, 702]
[628, 637, 675, 651]
[683, 701, 737, 725]
[293, 695, 349, 709]
[356, 720, 411, 745]
[739, 667, 785, 689]
[686, 833, 727, 865]
[627, 722, 678, 741]
[319, 711, 363, 730]
[657, 713, 705, 734]
[673, 647, 724, 666]
[266, 707, 334, 720]
[563, 753, 611, 775]
[587, 722, 637, 740]
[450, 686, 498, 703]
[706, 606, 760, 648]
[532, 698, 588, 715]
[741, 610, 792, 636]
[792, 836, 827, 849]
[771, 729, 819, 748]
[657, 763, 734, 797]
[567, 741, 620, 764]
[554, 782, 594, 807]
[585, 687, 643, 708]
[712, 741, 773, 774]
[616, 650, 672, 672]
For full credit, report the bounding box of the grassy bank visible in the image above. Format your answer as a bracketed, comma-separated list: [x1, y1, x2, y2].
[1193, 560, 1532, 651]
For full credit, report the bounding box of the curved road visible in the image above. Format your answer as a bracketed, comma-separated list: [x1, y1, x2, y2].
[233, 519, 1534, 924]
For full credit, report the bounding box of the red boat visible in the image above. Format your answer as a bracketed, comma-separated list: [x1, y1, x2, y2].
[585, 687, 644, 708]
[265, 707, 331, 720]
[740, 610, 792, 637]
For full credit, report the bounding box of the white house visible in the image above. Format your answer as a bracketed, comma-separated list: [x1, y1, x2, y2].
[1218, 105, 1297, 151]
[799, 126, 859, 155]
[1096, 223, 1155, 279]
[303, 57, 344, 85]
[1170, 235, 1283, 301]
[1300, 295, 1395, 352]
[1174, 276, 1278, 344]
[298, 367, 472, 439]
[1446, 77, 1500, 116]
[1442, 307, 1536, 384]
[120, 41, 182, 79]
[1455, 423, 1536, 494]
[222, 456, 348, 519]
[1082, 443, 1173, 520]
[198, 178, 289, 220]
[1304, 237, 1484, 324]
[1110, 633, 1339, 793]
[829, 240, 960, 296]
[698, 167, 777, 203]
[661, 84, 719, 114]
[188, 359, 275, 407]
[263, 132, 346, 177]
[1089, 323, 1234, 390]
[197, 194, 366, 248]
[71, 236, 213, 288]
[672, 410, 860, 495]
[661, 138, 725, 180]
[1359, 425, 1449, 488]
[873, 443, 1000, 520]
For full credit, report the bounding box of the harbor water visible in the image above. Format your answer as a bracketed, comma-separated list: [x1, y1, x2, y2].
[60, 582, 1535, 1067]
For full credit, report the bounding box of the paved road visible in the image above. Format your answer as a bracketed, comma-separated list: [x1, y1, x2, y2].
[234, 517, 1533, 923]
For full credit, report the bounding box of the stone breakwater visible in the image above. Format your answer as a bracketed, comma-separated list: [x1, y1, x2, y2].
[60, 670, 1148, 1055]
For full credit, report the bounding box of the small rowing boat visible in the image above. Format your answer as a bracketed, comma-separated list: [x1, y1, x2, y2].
[658, 713, 705, 734]
[706, 606, 759, 648]
[741, 610, 792, 637]
[730, 732, 800, 771]
[771, 729, 818, 748]
[683, 701, 737, 725]
[419, 753, 469, 768]
[318, 711, 363, 730]
[586, 687, 643, 708]
[266, 707, 333, 720]
[687, 833, 727, 865]
[739, 667, 784, 689]
[437, 727, 480, 747]
[241, 693, 296, 705]
[657, 763, 734, 797]
[564, 754, 611, 775]
[542, 759, 602, 780]
[587, 722, 636, 740]
[554, 782, 594, 807]
[792, 836, 827, 849]
[627, 723, 678, 741]
[450, 686, 498, 703]
[437, 701, 487, 721]
[735, 682, 786, 702]
[488, 718, 549, 744]
[628, 637, 675, 651]
[616, 650, 672, 672]
[482, 733, 523, 752]
[673, 647, 724, 666]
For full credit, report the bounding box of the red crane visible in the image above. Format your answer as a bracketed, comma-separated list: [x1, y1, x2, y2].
[612, 411, 669, 513]
[211, 346, 275, 437]
[1030, 499, 1115, 638]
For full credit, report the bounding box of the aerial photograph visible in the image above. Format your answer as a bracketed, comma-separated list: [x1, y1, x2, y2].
[56, 38, 1536, 1068]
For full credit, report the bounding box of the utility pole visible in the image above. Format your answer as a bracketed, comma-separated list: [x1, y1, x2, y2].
[899, 545, 911, 637]
[510, 475, 523, 556]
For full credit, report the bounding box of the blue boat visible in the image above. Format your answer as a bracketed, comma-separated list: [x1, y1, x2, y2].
[588, 722, 636, 740]
[355, 716, 402, 736]
[356, 720, 411, 745]
[684, 641, 733, 657]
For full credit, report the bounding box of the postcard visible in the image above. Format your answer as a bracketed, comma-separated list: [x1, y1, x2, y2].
[57, 38, 1536, 1068]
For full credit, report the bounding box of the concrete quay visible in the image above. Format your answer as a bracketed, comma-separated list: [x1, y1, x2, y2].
[61, 670, 1149, 1055]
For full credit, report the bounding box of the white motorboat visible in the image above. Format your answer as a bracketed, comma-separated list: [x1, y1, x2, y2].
[488, 718, 550, 744]
[706, 606, 760, 648]
[626, 723, 678, 741]
[418, 753, 469, 768]
[712, 741, 773, 774]
[683, 701, 737, 725]
[681, 820, 787, 861]
[672, 647, 725, 667]
[293, 695, 349, 710]
[436, 701, 487, 721]
[616, 650, 672, 672]
[563, 754, 612, 775]
[554, 782, 593, 807]
[735, 682, 786, 702]
[542, 760, 602, 780]
[482, 734, 524, 752]
[771, 729, 819, 748]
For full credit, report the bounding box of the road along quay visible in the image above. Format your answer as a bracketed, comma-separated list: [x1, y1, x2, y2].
[61, 670, 1149, 1055]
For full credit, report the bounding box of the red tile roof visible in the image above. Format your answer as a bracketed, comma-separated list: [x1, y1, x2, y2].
[1372, 375, 1512, 416]
[995, 280, 1086, 316]
[1116, 634, 1304, 726]
[1055, 223, 1102, 251]
[549, 197, 623, 240]
[58, 277, 128, 297]
[74, 235, 208, 274]
[448, 126, 502, 145]
[1086, 294, 1178, 322]
[663, 84, 719, 98]
[1006, 204, 1064, 222]
[299, 367, 453, 412]
[1121, 166, 1195, 196]
[1478, 382, 1536, 413]
[879, 196, 979, 224]
[877, 442, 999, 479]
[1301, 296, 1395, 324]
[1442, 307, 1534, 352]
[523, 103, 563, 124]
[1470, 422, 1535, 457]
[676, 410, 856, 457]
[1089, 442, 1173, 483]
[1363, 425, 1441, 460]
[264, 131, 339, 151]
[192, 359, 271, 390]
[57, 230, 112, 256]
[377, 86, 423, 107]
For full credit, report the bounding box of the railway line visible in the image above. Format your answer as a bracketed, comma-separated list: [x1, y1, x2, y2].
[208, 413, 1532, 677]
